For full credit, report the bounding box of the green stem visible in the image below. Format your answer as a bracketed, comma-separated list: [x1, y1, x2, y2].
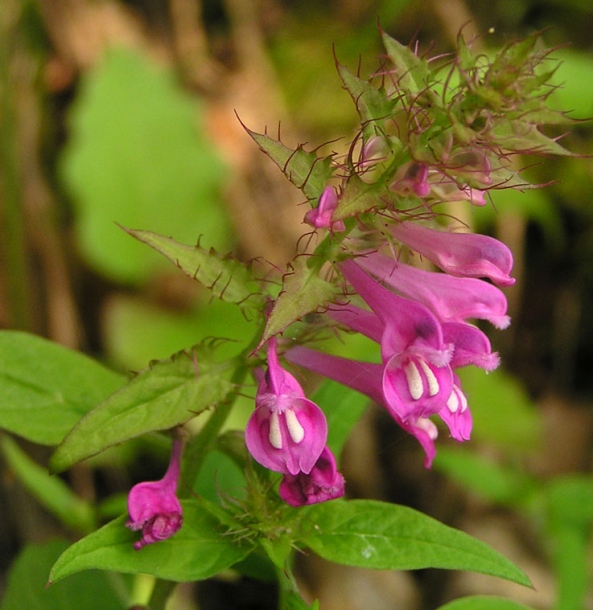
[276, 559, 305, 610]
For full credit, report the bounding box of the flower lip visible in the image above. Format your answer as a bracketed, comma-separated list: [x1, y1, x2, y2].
[245, 338, 328, 476]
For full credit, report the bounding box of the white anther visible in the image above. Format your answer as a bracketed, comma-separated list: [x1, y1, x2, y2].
[418, 359, 440, 396]
[458, 388, 468, 413]
[268, 411, 283, 449]
[446, 390, 460, 413]
[285, 408, 305, 443]
[404, 360, 423, 400]
[416, 417, 439, 440]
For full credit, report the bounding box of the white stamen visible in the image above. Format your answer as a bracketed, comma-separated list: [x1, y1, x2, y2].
[404, 360, 423, 400]
[268, 411, 283, 449]
[418, 358, 440, 396]
[458, 388, 469, 412]
[416, 417, 439, 440]
[446, 390, 460, 413]
[285, 409, 305, 443]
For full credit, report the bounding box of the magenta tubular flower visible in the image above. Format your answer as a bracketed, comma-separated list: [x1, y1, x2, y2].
[355, 254, 511, 329]
[279, 446, 345, 506]
[285, 346, 439, 468]
[245, 338, 327, 475]
[127, 436, 183, 550]
[304, 186, 345, 232]
[339, 260, 454, 422]
[390, 221, 515, 287]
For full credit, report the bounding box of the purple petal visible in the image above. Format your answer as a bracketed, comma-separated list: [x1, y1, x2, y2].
[304, 186, 345, 231]
[341, 260, 451, 355]
[391, 222, 515, 286]
[356, 254, 511, 329]
[438, 381, 472, 441]
[279, 446, 345, 506]
[442, 322, 500, 371]
[286, 346, 385, 405]
[127, 436, 183, 549]
[382, 353, 454, 422]
[328, 303, 384, 343]
[246, 396, 328, 476]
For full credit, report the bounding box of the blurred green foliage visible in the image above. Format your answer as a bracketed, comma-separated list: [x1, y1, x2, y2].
[61, 48, 230, 285]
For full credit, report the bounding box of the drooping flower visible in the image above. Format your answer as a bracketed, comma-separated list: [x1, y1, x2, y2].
[245, 338, 328, 476]
[279, 446, 345, 506]
[390, 221, 515, 287]
[127, 435, 183, 550]
[304, 186, 345, 232]
[355, 254, 511, 329]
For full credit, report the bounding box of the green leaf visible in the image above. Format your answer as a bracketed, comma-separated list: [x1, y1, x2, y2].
[262, 258, 338, 342]
[49, 500, 252, 584]
[0, 331, 125, 446]
[0, 435, 95, 534]
[50, 346, 234, 473]
[123, 228, 265, 314]
[337, 63, 396, 124]
[246, 128, 335, 200]
[490, 121, 573, 156]
[61, 48, 229, 284]
[300, 500, 531, 587]
[434, 447, 538, 508]
[1, 540, 126, 610]
[380, 31, 430, 94]
[436, 595, 535, 610]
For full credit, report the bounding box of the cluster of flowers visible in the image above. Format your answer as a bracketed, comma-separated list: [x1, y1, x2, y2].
[245, 184, 514, 507]
[124, 31, 567, 548]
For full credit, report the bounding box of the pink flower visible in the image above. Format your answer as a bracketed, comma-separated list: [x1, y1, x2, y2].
[279, 446, 345, 506]
[390, 163, 431, 197]
[245, 338, 328, 476]
[127, 436, 183, 550]
[285, 347, 439, 467]
[390, 221, 515, 286]
[339, 260, 455, 423]
[304, 186, 345, 232]
[355, 254, 511, 329]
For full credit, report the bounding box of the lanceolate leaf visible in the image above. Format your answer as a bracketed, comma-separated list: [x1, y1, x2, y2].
[48, 500, 252, 584]
[50, 346, 234, 473]
[261, 258, 337, 343]
[124, 228, 264, 313]
[381, 30, 430, 94]
[337, 63, 396, 124]
[0, 331, 125, 446]
[299, 500, 531, 587]
[246, 129, 335, 200]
